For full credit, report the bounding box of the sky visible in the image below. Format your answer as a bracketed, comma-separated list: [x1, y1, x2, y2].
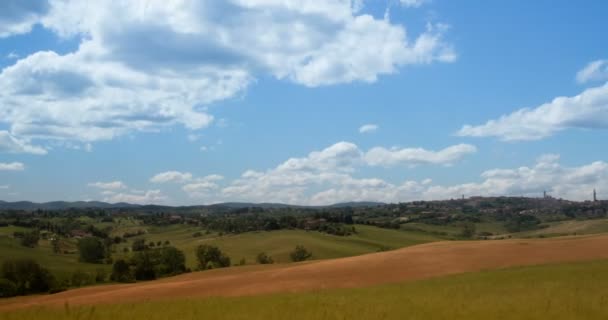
[1, 0, 608, 205]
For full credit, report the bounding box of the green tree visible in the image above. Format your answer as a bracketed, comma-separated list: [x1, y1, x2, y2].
[0, 278, 17, 298]
[195, 245, 231, 270]
[461, 222, 476, 238]
[71, 270, 92, 287]
[158, 246, 186, 276]
[131, 250, 159, 280]
[78, 237, 106, 263]
[131, 238, 147, 251]
[20, 231, 39, 248]
[110, 259, 133, 283]
[1, 259, 55, 295]
[256, 252, 274, 264]
[289, 245, 312, 262]
[51, 237, 61, 253]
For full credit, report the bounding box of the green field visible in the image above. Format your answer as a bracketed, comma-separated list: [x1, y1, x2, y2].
[3, 259, 607, 319]
[0, 224, 442, 276]
[123, 224, 442, 268]
[0, 228, 110, 280]
[509, 218, 608, 238]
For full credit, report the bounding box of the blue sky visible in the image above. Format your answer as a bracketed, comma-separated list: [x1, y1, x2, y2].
[1, 0, 607, 205]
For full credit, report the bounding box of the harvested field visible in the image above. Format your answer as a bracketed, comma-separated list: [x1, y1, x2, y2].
[3, 234, 608, 311]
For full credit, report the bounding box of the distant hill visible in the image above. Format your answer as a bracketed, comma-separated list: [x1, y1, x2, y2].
[0, 200, 385, 211]
[0, 200, 140, 211]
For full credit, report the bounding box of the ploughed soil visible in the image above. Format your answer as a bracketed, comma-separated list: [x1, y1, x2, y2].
[3, 234, 608, 311]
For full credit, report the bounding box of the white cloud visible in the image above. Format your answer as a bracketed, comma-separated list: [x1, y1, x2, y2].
[0, 162, 24, 171]
[230, 151, 608, 205]
[182, 174, 224, 198]
[457, 82, 608, 141]
[400, 0, 429, 8]
[0, 131, 47, 155]
[102, 189, 165, 204]
[359, 124, 378, 133]
[0, 1, 454, 150]
[0, 1, 49, 38]
[150, 171, 193, 184]
[88, 181, 127, 190]
[576, 60, 608, 84]
[6, 52, 19, 59]
[364, 143, 477, 167]
[220, 141, 474, 204]
[421, 154, 608, 201]
[0, 185, 9, 189]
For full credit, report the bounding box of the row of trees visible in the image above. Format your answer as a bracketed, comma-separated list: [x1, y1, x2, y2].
[0, 259, 56, 298]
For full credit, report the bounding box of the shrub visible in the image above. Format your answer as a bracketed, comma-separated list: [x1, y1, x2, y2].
[289, 245, 312, 262]
[95, 268, 107, 283]
[461, 222, 476, 239]
[192, 231, 203, 238]
[0, 278, 17, 298]
[195, 245, 231, 270]
[256, 252, 274, 264]
[71, 270, 93, 287]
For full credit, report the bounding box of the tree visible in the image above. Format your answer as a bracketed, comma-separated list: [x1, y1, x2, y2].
[110, 259, 133, 283]
[131, 238, 147, 251]
[256, 252, 274, 264]
[51, 237, 61, 253]
[1, 259, 55, 295]
[0, 278, 17, 298]
[461, 222, 476, 238]
[131, 250, 158, 280]
[158, 246, 186, 276]
[78, 237, 106, 263]
[195, 245, 231, 270]
[20, 231, 39, 248]
[289, 245, 312, 262]
[71, 270, 93, 287]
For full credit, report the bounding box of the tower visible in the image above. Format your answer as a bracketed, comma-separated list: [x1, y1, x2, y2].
[543, 190, 547, 199]
[594, 189, 597, 202]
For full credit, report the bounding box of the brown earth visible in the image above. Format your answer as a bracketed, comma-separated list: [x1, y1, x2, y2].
[3, 234, 608, 311]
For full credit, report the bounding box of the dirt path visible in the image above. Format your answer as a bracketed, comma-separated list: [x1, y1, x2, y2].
[3, 234, 608, 311]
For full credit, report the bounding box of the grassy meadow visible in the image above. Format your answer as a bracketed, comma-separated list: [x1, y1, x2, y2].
[116, 224, 443, 268]
[3, 259, 607, 319]
[4, 217, 608, 278]
[0, 223, 443, 277]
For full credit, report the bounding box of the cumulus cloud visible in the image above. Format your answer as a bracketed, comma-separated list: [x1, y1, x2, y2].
[220, 141, 474, 204]
[182, 175, 224, 198]
[364, 143, 477, 167]
[0, 131, 47, 155]
[457, 82, 608, 141]
[87, 181, 127, 190]
[102, 189, 165, 204]
[223, 150, 607, 204]
[0, 0, 49, 38]
[400, 0, 429, 8]
[576, 60, 608, 84]
[359, 124, 378, 133]
[150, 171, 193, 184]
[0, 0, 454, 150]
[0, 162, 24, 171]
